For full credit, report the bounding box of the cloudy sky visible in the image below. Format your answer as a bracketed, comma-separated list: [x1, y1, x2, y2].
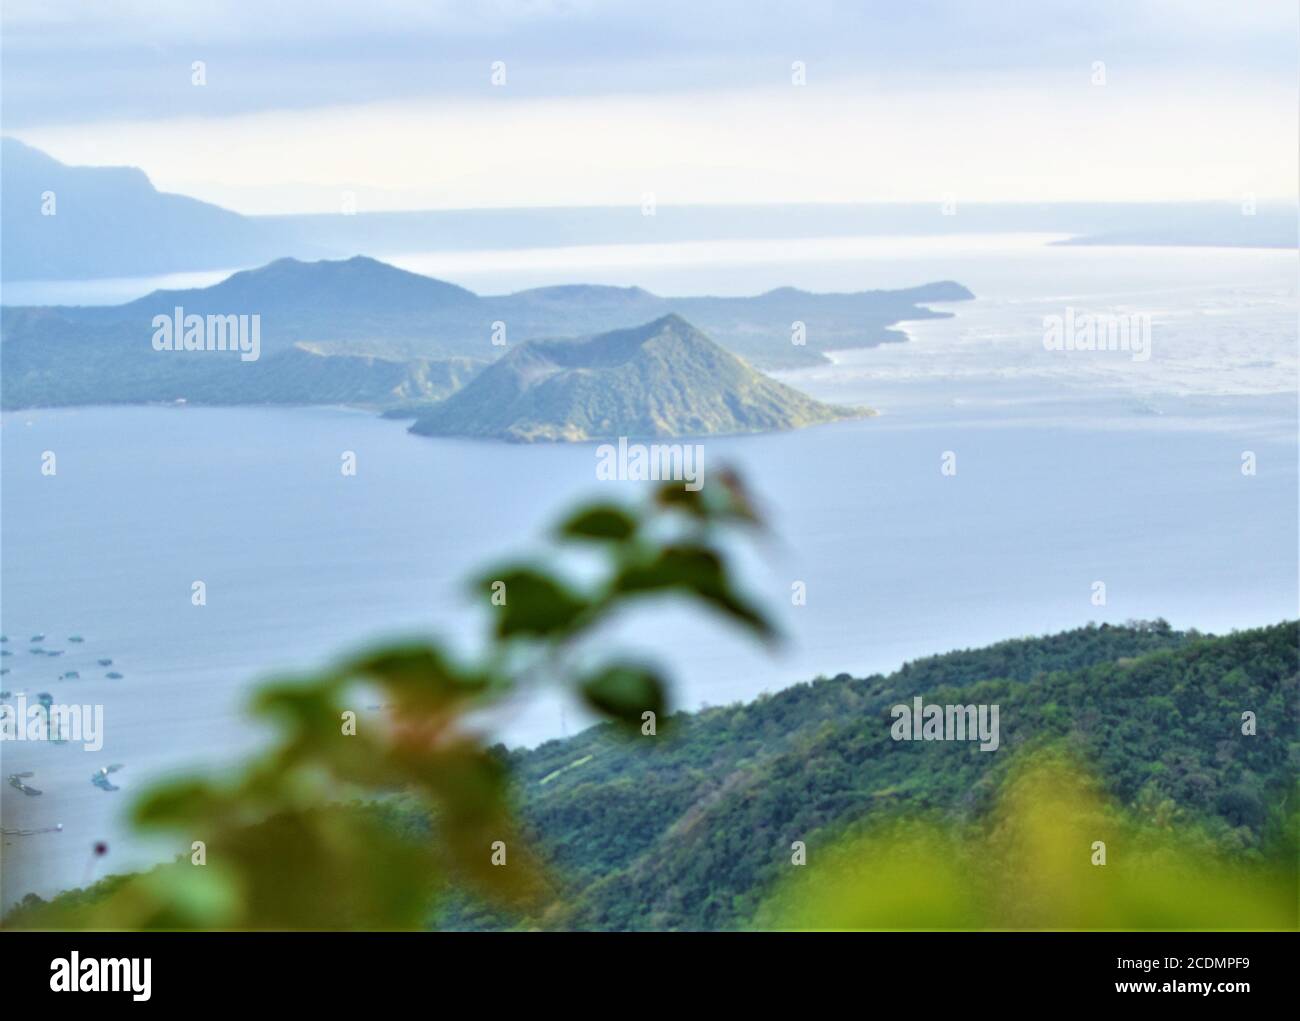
[3, 0, 1296, 213]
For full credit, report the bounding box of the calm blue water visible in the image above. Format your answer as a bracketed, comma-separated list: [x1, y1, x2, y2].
[2, 239, 1296, 903]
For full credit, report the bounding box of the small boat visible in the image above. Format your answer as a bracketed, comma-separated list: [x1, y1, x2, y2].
[0, 650, 11, 657]
[60, 671, 79, 680]
[68, 636, 84, 643]
[29, 634, 44, 642]
[0, 690, 10, 699]
[105, 671, 123, 680]
[97, 658, 113, 666]
[0, 635, 7, 642]
[0, 823, 63, 836]
[37, 692, 53, 705]
[28, 648, 45, 655]
[46, 650, 64, 657]
[91, 765, 123, 792]
[7, 772, 42, 796]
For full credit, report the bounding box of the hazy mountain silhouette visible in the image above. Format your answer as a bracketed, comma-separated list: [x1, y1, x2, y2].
[43, 254, 970, 364]
[1, 138, 310, 280]
[2, 137, 1289, 284]
[4, 139, 1289, 284]
[1, 255, 971, 411]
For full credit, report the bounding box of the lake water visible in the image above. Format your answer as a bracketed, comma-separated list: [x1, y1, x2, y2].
[2, 236, 1296, 905]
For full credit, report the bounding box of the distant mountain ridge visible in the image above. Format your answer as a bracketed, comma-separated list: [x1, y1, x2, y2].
[13, 254, 971, 368]
[0, 138, 306, 280]
[1, 255, 972, 412]
[4, 140, 1294, 285]
[408, 314, 866, 441]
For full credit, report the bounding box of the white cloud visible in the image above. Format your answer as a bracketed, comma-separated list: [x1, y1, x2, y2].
[16, 69, 1296, 211]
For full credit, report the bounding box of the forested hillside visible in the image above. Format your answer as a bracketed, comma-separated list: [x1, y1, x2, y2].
[443, 620, 1298, 930]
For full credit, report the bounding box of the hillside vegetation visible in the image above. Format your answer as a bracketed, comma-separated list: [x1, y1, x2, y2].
[442, 620, 1298, 930]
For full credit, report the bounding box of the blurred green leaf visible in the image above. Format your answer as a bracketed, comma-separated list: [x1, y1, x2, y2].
[132, 778, 225, 830]
[615, 545, 775, 640]
[253, 677, 343, 731]
[580, 663, 668, 726]
[346, 643, 488, 711]
[654, 469, 763, 528]
[556, 504, 639, 543]
[476, 566, 591, 639]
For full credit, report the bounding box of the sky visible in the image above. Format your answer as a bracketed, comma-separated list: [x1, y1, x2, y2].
[3, 0, 1297, 213]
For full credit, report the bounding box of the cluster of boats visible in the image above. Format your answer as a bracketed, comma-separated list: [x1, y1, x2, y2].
[0, 635, 125, 685]
[1, 633, 128, 802]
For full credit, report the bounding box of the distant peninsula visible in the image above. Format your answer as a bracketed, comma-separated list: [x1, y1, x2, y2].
[1, 255, 973, 412]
